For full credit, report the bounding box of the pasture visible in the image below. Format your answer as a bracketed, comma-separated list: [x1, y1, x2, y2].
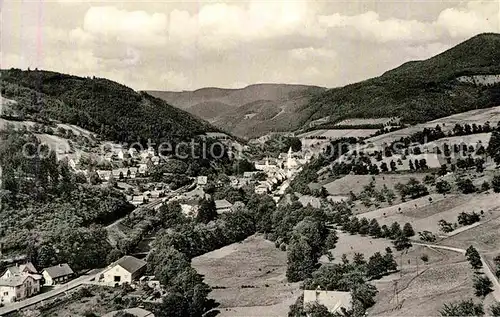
[323, 174, 427, 196]
[365, 106, 500, 147]
[359, 193, 500, 235]
[192, 234, 301, 317]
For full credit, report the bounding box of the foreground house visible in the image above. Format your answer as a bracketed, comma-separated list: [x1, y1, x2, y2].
[42, 264, 74, 285]
[303, 290, 352, 315]
[99, 256, 146, 286]
[0, 275, 41, 304]
[0, 262, 42, 304]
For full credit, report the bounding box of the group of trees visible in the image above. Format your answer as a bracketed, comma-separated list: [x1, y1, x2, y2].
[0, 128, 133, 269]
[395, 178, 429, 200]
[0, 69, 216, 146]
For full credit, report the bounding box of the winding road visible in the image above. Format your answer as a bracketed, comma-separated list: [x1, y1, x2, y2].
[0, 270, 102, 316]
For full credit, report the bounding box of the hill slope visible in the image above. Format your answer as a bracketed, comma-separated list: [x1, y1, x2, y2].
[300, 33, 500, 128]
[0, 69, 218, 145]
[147, 84, 325, 138]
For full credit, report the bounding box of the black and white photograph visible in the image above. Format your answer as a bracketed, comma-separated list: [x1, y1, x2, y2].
[1, 1, 500, 316]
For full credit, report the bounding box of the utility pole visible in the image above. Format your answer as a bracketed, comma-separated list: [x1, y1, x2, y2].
[400, 252, 403, 277]
[393, 280, 399, 308]
[416, 255, 419, 275]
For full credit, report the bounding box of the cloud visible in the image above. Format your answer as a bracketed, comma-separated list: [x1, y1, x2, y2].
[319, 11, 441, 43]
[83, 6, 168, 47]
[2, 1, 499, 91]
[437, 1, 499, 38]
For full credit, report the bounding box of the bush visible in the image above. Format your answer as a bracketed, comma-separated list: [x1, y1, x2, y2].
[474, 275, 493, 297]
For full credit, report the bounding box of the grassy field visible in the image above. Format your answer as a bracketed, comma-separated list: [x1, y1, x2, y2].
[319, 231, 393, 264]
[192, 234, 301, 317]
[365, 106, 500, 147]
[443, 214, 500, 257]
[359, 193, 500, 235]
[369, 254, 479, 316]
[323, 173, 427, 196]
[299, 128, 378, 139]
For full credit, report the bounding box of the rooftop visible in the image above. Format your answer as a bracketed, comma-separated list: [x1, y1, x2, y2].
[43, 263, 74, 279]
[114, 256, 146, 274]
[303, 290, 352, 313]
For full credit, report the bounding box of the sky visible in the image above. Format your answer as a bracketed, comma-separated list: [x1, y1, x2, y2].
[1, 1, 499, 91]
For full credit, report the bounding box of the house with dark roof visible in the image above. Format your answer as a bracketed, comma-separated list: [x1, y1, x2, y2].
[99, 256, 146, 286]
[42, 263, 75, 286]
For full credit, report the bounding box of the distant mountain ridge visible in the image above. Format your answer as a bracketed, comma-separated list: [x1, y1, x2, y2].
[147, 84, 326, 139]
[151, 33, 500, 139]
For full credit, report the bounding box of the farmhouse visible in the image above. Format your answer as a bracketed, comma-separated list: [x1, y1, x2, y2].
[131, 195, 148, 206]
[0, 275, 41, 304]
[303, 290, 352, 315]
[215, 199, 233, 214]
[42, 264, 74, 286]
[99, 256, 146, 286]
[197, 176, 208, 186]
[1, 262, 38, 279]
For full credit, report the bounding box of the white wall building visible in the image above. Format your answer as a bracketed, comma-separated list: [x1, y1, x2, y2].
[99, 256, 146, 287]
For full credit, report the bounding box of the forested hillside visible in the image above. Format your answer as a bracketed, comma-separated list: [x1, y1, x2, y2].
[0, 69, 218, 145]
[302, 33, 500, 127]
[0, 128, 133, 270]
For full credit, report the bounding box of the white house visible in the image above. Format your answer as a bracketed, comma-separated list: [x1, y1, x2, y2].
[131, 195, 147, 206]
[99, 256, 146, 287]
[0, 275, 41, 304]
[215, 199, 233, 214]
[0, 262, 42, 304]
[303, 290, 352, 315]
[42, 264, 74, 286]
[197, 176, 208, 186]
[255, 184, 269, 195]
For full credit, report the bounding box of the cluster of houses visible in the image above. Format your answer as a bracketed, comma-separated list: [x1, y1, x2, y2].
[0, 255, 159, 307]
[0, 262, 74, 305]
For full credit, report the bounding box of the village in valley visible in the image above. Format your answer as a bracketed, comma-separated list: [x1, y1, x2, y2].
[3, 3, 500, 317]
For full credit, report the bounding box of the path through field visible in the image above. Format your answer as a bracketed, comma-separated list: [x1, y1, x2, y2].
[415, 243, 500, 302]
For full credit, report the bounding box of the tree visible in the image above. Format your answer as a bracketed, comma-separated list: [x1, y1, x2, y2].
[393, 234, 412, 251]
[380, 162, 388, 173]
[490, 302, 500, 316]
[438, 219, 454, 233]
[196, 198, 217, 224]
[436, 180, 451, 194]
[156, 292, 190, 317]
[492, 175, 500, 193]
[474, 275, 493, 297]
[456, 178, 476, 194]
[402, 223, 415, 237]
[465, 246, 482, 270]
[440, 299, 484, 316]
[286, 237, 317, 282]
[368, 219, 382, 237]
[389, 222, 402, 239]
